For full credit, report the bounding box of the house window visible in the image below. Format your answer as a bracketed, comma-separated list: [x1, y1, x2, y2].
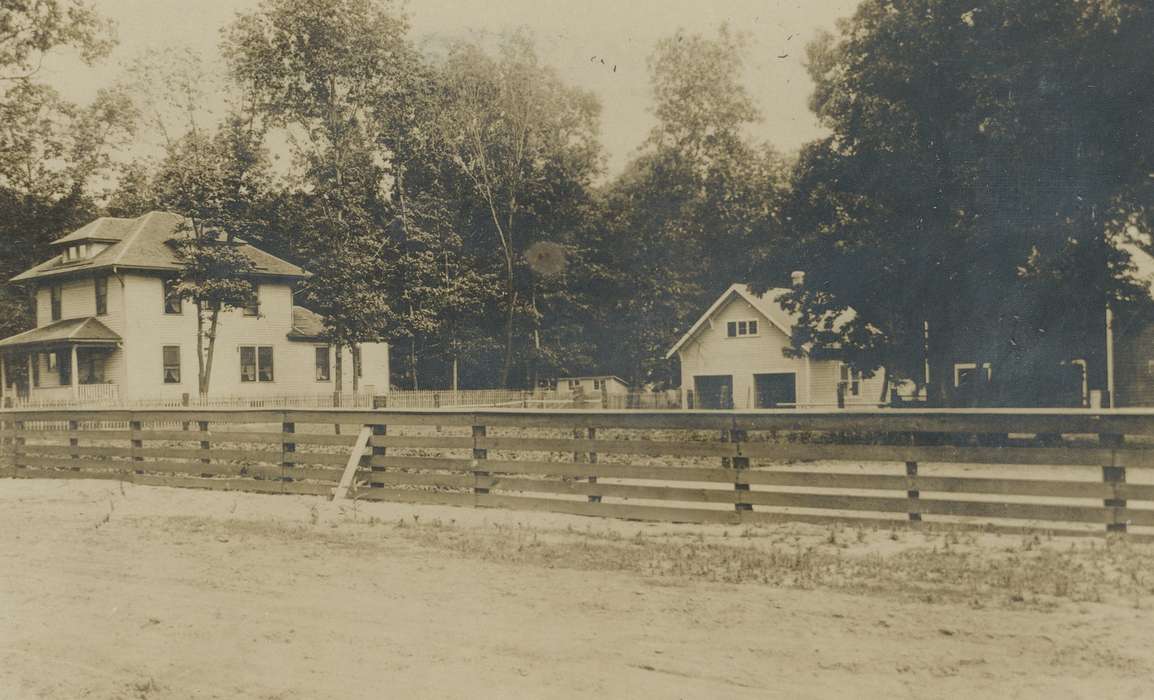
[240, 346, 274, 382]
[840, 364, 861, 396]
[258, 346, 274, 382]
[50, 284, 62, 321]
[31, 354, 40, 387]
[593, 379, 602, 390]
[243, 285, 260, 316]
[94, 276, 108, 316]
[163, 346, 181, 384]
[163, 279, 182, 314]
[353, 345, 362, 378]
[315, 346, 331, 381]
[568, 379, 579, 390]
[726, 319, 759, 338]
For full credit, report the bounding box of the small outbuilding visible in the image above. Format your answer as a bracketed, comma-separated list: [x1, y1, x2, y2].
[666, 283, 884, 409]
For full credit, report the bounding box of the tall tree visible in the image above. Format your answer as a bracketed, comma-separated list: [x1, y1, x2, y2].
[225, 0, 409, 394]
[436, 31, 602, 387]
[0, 1, 129, 340]
[771, 0, 1154, 404]
[152, 118, 270, 396]
[590, 26, 786, 386]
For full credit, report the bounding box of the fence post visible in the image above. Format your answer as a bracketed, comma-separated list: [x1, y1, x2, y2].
[576, 427, 601, 503]
[472, 423, 489, 504]
[732, 427, 751, 516]
[198, 421, 211, 475]
[130, 416, 143, 473]
[13, 418, 25, 475]
[281, 413, 294, 491]
[1101, 433, 1127, 534]
[905, 461, 921, 522]
[368, 422, 386, 494]
[68, 419, 79, 469]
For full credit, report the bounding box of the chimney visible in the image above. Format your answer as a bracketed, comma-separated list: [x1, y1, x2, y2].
[790, 270, 806, 288]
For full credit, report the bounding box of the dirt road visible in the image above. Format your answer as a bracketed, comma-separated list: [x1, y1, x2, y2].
[0, 479, 1151, 699]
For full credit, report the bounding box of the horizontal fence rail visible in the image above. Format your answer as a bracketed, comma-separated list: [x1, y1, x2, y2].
[3, 407, 1154, 538]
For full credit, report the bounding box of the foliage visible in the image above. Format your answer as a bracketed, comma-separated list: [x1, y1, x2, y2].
[0, 0, 128, 342]
[770, 0, 1154, 402]
[588, 26, 787, 386]
[434, 30, 602, 387]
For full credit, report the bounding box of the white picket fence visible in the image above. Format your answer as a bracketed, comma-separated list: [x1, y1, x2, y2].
[2, 388, 684, 411]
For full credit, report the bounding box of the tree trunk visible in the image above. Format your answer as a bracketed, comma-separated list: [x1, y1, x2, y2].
[351, 344, 359, 394]
[194, 302, 220, 398]
[334, 344, 343, 404]
[410, 337, 419, 391]
[195, 303, 207, 396]
[499, 288, 517, 388]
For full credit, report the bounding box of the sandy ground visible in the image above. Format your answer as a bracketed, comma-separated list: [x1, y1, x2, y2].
[1, 480, 1152, 699]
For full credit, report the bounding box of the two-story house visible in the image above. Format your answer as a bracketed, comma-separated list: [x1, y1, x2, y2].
[0, 211, 389, 404]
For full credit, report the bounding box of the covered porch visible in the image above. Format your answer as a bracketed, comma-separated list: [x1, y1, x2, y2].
[0, 317, 121, 405]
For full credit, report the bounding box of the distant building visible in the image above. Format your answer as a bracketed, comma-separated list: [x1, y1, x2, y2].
[0, 211, 389, 404]
[666, 282, 884, 409]
[556, 375, 630, 397]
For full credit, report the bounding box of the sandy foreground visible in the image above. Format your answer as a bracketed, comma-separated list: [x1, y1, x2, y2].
[0, 480, 1152, 699]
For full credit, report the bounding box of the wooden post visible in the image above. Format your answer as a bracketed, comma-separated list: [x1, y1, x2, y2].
[198, 420, 211, 471]
[13, 419, 25, 474]
[1101, 433, 1127, 534]
[369, 423, 387, 492]
[68, 419, 79, 469]
[732, 428, 751, 514]
[130, 419, 143, 472]
[576, 427, 601, 503]
[905, 461, 921, 522]
[472, 424, 489, 502]
[69, 345, 79, 402]
[282, 417, 295, 489]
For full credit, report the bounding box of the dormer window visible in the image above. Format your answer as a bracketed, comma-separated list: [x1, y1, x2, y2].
[726, 319, 759, 338]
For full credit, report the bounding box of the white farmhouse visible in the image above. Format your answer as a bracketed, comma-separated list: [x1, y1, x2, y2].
[0, 212, 389, 404]
[666, 283, 883, 409]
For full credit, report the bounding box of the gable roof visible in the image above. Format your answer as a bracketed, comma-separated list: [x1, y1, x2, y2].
[665, 283, 856, 360]
[0, 317, 121, 349]
[11, 211, 308, 283]
[557, 375, 629, 385]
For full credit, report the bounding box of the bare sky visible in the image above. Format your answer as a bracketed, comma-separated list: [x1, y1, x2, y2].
[41, 0, 861, 177]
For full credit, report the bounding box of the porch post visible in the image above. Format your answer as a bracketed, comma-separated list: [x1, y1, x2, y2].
[26, 352, 33, 396]
[70, 345, 79, 401]
[0, 353, 6, 400]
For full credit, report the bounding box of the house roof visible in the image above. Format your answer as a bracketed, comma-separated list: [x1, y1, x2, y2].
[665, 283, 856, 360]
[0, 317, 121, 349]
[11, 211, 308, 283]
[288, 306, 327, 341]
[557, 375, 629, 385]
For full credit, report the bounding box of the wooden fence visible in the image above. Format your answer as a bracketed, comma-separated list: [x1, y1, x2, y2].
[2, 407, 1154, 538]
